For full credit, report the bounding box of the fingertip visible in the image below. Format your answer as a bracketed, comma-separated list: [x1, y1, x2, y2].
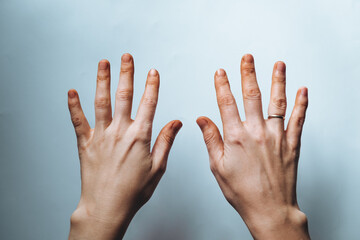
[214, 69, 229, 89]
[171, 120, 183, 133]
[121, 53, 133, 63]
[146, 69, 160, 87]
[216, 68, 226, 77]
[149, 68, 159, 77]
[68, 89, 77, 99]
[275, 61, 286, 72]
[119, 53, 134, 74]
[196, 117, 209, 130]
[242, 53, 254, 63]
[295, 87, 308, 107]
[300, 87, 308, 97]
[98, 59, 110, 70]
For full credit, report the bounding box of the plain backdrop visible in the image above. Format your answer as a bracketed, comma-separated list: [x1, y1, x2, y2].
[1, 0, 360, 239]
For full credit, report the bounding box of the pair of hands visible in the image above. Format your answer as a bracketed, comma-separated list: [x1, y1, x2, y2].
[67, 53, 310, 239]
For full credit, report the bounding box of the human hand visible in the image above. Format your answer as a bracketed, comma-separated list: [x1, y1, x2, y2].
[67, 54, 182, 240]
[197, 54, 310, 239]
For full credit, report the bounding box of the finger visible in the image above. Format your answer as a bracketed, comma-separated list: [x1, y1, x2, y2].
[114, 53, 134, 122]
[151, 120, 182, 173]
[286, 87, 308, 149]
[94, 59, 112, 130]
[214, 68, 242, 134]
[196, 116, 224, 163]
[135, 69, 159, 126]
[68, 89, 91, 145]
[267, 61, 287, 129]
[240, 54, 264, 123]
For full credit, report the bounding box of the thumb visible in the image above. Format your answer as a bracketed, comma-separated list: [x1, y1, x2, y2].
[151, 120, 183, 173]
[196, 116, 224, 163]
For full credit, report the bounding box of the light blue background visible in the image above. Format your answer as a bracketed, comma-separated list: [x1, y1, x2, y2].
[1, 0, 360, 239]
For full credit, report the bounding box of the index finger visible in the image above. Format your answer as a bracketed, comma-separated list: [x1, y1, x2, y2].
[214, 68, 243, 135]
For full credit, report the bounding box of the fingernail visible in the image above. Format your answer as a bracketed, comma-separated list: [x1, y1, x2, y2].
[197, 118, 208, 129]
[149, 68, 158, 76]
[276, 62, 286, 72]
[68, 90, 76, 98]
[301, 87, 308, 97]
[217, 68, 226, 77]
[121, 53, 132, 63]
[173, 121, 183, 132]
[243, 54, 254, 63]
[99, 60, 108, 70]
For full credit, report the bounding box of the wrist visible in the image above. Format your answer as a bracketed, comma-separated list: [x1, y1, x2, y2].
[68, 205, 135, 240]
[243, 207, 310, 240]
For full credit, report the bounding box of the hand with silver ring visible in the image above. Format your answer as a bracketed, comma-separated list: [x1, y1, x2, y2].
[197, 54, 310, 240]
[268, 115, 285, 120]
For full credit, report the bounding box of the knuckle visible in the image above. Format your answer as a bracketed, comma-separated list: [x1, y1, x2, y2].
[133, 127, 151, 142]
[157, 162, 167, 174]
[209, 161, 218, 173]
[94, 97, 110, 109]
[255, 136, 265, 145]
[142, 96, 157, 107]
[71, 116, 82, 128]
[253, 130, 266, 144]
[68, 100, 79, 109]
[120, 65, 133, 74]
[243, 87, 261, 100]
[299, 99, 308, 108]
[286, 142, 301, 158]
[77, 142, 89, 153]
[113, 133, 123, 142]
[134, 134, 149, 143]
[272, 97, 287, 110]
[146, 78, 159, 86]
[215, 77, 229, 88]
[226, 132, 242, 144]
[132, 134, 149, 144]
[97, 73, 110, 82]
[161, 132, 175, 146]
[204, 131, 217, 146]
[217, 94, 235, 106]
[296, 116, 306, 127]
[289, 148, 300, 159]
[273, 75, 285, 83]
[116, 89, 133, 101]
[242, 66, 255, 76]
[297, 95, 309, 108]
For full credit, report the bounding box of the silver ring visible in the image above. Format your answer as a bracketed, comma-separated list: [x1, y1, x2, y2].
[268, 115, 285, 120]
